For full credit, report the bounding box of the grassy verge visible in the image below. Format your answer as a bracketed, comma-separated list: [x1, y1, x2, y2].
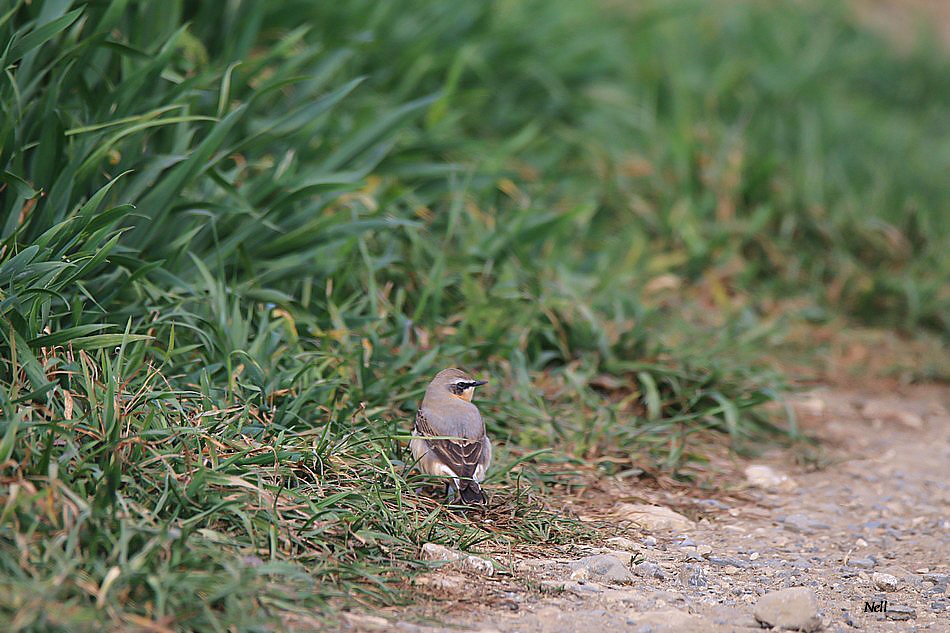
[1, 0, 947, 628]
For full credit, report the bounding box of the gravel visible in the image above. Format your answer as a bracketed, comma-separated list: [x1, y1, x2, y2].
[753, 587, 822, 632]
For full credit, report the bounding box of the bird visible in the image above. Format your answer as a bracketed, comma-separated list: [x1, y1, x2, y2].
[410, 368, 491, 505]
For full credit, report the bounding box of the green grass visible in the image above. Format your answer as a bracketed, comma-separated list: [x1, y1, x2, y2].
[1, 0, 947, 629]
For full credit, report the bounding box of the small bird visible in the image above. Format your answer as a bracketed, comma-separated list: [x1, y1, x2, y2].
[410, 368, 491, 505]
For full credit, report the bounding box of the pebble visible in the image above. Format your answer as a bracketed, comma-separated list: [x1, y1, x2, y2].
[695, 498, 730, 510]
[413, 573, 467, 592]
[615, 503, 695, 531]
[794, 395, 826, 416]
[707, 556, 750, 569]
[568, 554, 634, 584]
[679, 563, 707, 588]
[781, 514, 830, 534]
[884, 604, 916, 620]
[849, 556, 877, 569]
[625, 609, 714, 633]
[540, 580, 604, 596]
[861, 399, 925, 429]
[745, 465, 798, 492]
[343, 613, 390, 630]
[606, 536, 640, 552]
[420, 543, 494, 577]
[642, 536, 658, 547]
[753, 587, 822, 632]
[872, 571, 899, 591]
[634, 561, 666, 579]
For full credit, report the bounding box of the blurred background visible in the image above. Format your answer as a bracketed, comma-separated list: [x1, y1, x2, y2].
[1, 0, 947, 628]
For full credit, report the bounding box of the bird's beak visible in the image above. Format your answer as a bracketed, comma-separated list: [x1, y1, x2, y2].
[473, 380, 488, 387]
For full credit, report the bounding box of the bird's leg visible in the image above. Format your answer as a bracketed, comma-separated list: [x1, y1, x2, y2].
[443, 482, 457, 503]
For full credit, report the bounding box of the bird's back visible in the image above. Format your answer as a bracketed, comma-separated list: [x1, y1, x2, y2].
[420, 394, 484, 440]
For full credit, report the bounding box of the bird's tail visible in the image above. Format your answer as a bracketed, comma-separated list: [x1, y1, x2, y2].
[458, 480, 487, 506]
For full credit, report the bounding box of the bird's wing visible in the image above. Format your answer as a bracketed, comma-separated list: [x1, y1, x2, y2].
[414, 408, 483, 480]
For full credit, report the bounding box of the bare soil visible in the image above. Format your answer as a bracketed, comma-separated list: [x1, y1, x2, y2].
[851, 0, 950, 49]
[344, 383, 949, 633]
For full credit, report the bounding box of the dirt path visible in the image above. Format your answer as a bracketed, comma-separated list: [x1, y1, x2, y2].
[345, 385, 949, 633]
[852, 0, 950, 49]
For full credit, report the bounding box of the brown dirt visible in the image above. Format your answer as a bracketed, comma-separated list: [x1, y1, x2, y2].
[851, 0, 950, 49]
[342, 380, 949, 633]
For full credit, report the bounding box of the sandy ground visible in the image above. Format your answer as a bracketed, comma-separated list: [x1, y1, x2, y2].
[852, 0, 950, 49]
[343, 384, 949, 632]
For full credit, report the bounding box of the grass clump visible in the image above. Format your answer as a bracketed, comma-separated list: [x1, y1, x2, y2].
[1, 0, 947, 628]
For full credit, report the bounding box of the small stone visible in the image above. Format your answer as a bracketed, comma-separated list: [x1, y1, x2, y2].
[862, 399, 925, 429]
[413, 573, 467, 592]
[745, 465, 798, 492]
[624, 609, 713, 633]
[781, 514, 829, 534]
[420, 543, 465, 562]
[872, 572, 899, 591]
[750, 552, 760, 561]
[343, 613, 390, 630]
[642, 536, 658, 547]
[849, 556, 877, 569]
[679, 563, 707, 588]
[606, 536, 641, 552]
[615, 503, 695, 532]
[695, 498, 730, 510]
[885, 605, 916, 620]
[696, 544, 713, 557]
[540, 580, 603, 596]
[788, 558, 811, 569]
[462, 556, 494, 576]
[753, 587, 822, 632]
[795, 395, 826, 416]
[855, 538, 868, 548]
[419, 543, 494, 576]
[707, 556, 750, 569]
[568, 554, 634, 584]
[634, 561, 665, 579]
[600, 549, 635, 565]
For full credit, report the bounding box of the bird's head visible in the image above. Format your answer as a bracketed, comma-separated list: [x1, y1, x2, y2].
[430, 367, 488, 402]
